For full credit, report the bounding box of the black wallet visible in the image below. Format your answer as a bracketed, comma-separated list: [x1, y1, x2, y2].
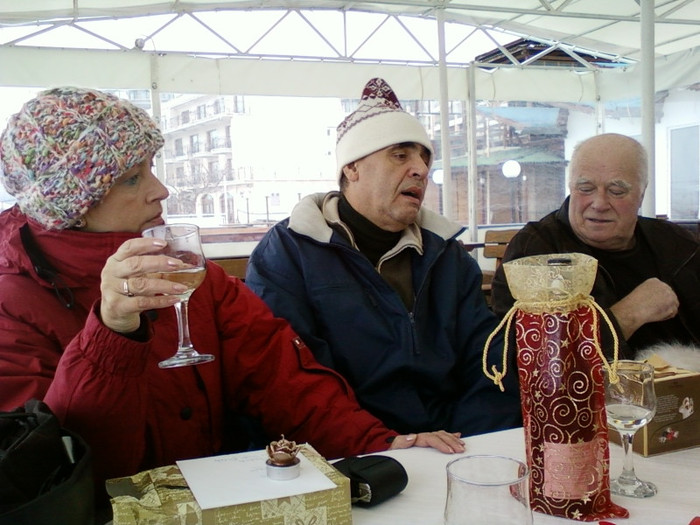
[332, 455, 408, 507]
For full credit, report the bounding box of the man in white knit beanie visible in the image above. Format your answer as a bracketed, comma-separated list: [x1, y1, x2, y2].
[247, 78, 521, 439]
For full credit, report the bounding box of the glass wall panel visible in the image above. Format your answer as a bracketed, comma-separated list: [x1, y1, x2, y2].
[430, 100, 569, 228]
[0, 87, 43, 210]
[159, 93, 341, 228]
[663, 85, 700, 222]
[669, 125, 699, 219]
[2, 85, 700, 245]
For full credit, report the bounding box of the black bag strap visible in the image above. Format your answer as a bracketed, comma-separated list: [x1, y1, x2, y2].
[18, 224, 74, 309]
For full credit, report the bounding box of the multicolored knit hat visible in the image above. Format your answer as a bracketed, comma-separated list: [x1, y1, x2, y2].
[0, 87, 164, 230]
[335, 77, 434, 180]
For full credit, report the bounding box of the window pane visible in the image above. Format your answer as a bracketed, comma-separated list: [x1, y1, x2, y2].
[670, 125, 699, 220]
[431, 100, 568, 226]
[160, 93, 340, 227]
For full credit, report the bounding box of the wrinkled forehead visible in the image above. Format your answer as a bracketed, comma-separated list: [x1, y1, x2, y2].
[570, 136, 646, 188]
[569, 153, 644, 190]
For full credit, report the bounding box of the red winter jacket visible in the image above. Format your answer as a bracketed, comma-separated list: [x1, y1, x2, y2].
[0, 206, 396, 491]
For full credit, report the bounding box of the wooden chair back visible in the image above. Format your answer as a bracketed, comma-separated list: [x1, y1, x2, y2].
[211, 256, 250, 281]
[480, 228, 520, 306]
[482, 229, 520, 269]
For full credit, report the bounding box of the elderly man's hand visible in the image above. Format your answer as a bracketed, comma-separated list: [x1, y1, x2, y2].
[610, 278, 679, 339]
[389, 431, 465, 454]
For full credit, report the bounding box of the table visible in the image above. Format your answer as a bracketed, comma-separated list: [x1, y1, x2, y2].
[352, 428, 700, 525]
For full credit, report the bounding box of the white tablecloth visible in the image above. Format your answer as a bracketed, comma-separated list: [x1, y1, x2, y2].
[352, 427, 700, 525]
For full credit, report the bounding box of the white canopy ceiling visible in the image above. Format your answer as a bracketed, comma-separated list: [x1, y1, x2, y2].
[1, 1, 699, 102]
[1, 1, 699, 58]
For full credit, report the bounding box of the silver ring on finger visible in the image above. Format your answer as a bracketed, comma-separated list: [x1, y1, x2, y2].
[122, 279, 135, 297]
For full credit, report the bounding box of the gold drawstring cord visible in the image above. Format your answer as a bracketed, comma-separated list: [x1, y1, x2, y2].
[589, 299, 620, 385]
[482, 294, 620, 391]
[482, 303, 517, 392]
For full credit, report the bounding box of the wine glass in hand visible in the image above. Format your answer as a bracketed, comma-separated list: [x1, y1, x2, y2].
[603, 360, 657, 498]
[142, 223, 215, 368]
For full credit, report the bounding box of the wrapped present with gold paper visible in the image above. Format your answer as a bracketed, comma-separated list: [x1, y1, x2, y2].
[482, 253, 628, 521]
[106, 444, 351, 525]
[609, 352, 700, 456]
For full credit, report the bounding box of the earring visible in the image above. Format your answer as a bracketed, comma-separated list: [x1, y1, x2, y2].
[74, 217, 87, 229]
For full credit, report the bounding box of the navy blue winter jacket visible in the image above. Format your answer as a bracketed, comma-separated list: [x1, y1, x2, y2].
[246, 192, 522, 436]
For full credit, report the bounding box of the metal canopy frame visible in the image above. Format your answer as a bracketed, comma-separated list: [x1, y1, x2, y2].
[1, 2, 698, 102]
[1, 1, 698, 65]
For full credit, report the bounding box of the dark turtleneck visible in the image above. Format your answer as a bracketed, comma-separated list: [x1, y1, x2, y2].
[337, 194, 401, 266]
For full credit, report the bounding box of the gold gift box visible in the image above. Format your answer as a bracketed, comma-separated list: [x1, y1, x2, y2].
[609, 354, 700, 456]
[106, 445, 351, 524]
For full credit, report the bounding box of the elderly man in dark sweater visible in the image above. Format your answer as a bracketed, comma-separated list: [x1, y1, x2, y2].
[492, 133, 700, 358]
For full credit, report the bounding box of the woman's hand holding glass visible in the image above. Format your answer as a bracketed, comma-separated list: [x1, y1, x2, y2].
[99, 224, 214, 368]
[142, 224, 215, 368]
[100, 237, 185, 335]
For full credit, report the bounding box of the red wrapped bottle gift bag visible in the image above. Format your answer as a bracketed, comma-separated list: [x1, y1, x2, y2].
[483, 253, 628, 521]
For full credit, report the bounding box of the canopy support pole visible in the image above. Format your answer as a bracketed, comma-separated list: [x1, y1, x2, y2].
[149, 55, 168, 219]
[641, 0, 656, 217]
[436, 8, 454, 221]
[467, 64, 478, 243]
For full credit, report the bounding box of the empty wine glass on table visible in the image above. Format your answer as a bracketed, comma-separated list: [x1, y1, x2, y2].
[444, 455, 532, 525]
[603, 360, 657, 498]
[142, 223, 215, 369]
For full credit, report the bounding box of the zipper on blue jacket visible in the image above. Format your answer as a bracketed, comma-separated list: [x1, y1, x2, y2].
[408, 311, 420, 355]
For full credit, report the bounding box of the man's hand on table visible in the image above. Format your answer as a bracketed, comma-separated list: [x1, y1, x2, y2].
[389, 431, 465, 454]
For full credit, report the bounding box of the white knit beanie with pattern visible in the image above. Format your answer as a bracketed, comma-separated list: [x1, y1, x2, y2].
[335, 78, 434, 181]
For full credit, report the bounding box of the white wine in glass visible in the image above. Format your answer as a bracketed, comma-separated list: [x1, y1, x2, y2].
[603, 360, 657, 498]
[142, 223, 215, 368]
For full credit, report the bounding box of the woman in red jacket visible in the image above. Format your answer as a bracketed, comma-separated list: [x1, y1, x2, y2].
[0, 87, 463, 500]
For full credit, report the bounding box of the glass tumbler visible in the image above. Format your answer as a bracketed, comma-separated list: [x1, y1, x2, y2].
[444, 454, 532, 525]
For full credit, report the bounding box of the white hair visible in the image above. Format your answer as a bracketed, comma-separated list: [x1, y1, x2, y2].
[569, 133, 649, 190]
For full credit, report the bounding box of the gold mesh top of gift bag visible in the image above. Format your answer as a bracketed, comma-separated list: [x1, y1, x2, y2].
[503, 252, 597, 305]
[484, 252, 620, 392]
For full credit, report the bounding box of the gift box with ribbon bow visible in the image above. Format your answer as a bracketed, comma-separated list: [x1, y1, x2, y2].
[107, 445, 351, 525]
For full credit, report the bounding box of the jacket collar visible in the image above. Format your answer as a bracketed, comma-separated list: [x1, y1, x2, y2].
[288, 191, 464, 244]
[0, 205, 138, 290]
[555, 196, 575, 232]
